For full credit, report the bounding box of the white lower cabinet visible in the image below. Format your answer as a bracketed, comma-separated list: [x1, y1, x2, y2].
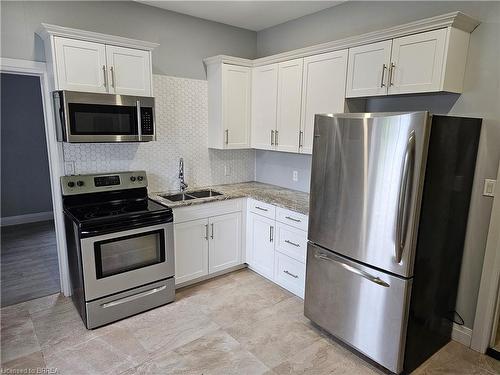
[246, 200, 307, 298]
[247, 212, 275, 280]
[173, 200, 243, 287]
[174, 218, 209, 285]
[209, 212, 242, 273]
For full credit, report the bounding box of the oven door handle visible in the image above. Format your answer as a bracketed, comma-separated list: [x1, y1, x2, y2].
[100, 285, 167, 309]
[136, 100, 142, 142]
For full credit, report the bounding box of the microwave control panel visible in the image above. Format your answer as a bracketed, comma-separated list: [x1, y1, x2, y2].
[141, 107, 154, 135]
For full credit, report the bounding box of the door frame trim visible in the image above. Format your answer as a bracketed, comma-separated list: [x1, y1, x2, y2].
[471, 163, 500, 353]
[1, 57, 71, 296]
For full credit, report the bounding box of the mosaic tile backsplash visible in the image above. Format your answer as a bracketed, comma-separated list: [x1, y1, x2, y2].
[63, 75, 256, 192]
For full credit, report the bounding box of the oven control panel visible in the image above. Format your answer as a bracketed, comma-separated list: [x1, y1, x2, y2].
[61, 171, 148, 196]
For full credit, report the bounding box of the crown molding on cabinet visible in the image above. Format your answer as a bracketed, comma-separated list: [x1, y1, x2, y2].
[36, 23, 159, 51]
[203, 11, 480, 68]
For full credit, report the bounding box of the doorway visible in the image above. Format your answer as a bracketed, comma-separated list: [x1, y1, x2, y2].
[0, 73, 60, 306]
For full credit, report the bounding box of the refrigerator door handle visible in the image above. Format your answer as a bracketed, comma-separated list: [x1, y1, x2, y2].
[395, 130, 416, 263]
[314, 251, 390, 287]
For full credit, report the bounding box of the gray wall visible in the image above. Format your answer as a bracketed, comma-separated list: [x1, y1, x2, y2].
[0, 1, 257, 80]
[255, 1, 500, 329]
[255, 151, 311, 193]
[1, 73, 53, 217]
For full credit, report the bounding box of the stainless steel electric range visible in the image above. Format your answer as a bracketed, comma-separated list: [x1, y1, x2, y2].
[61, 171, 175, 329]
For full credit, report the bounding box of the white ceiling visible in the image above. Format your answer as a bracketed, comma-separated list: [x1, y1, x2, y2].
[137, 1, 344, 31]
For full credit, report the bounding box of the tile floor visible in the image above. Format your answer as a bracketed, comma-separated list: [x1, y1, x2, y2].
[1, 269, 499, 374]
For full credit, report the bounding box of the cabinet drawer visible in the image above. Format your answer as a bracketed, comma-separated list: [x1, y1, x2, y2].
[248, 199, 276, 219]
[276, 207, 308, 231]
[173, 199, 242, 223]
[276, 223, 307, 263]
[274, 252, 305, 298]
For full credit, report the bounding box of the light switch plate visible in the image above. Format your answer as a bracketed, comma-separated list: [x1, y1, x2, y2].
[64, 161, 75, 175]
[483, 179, 496, 197]
[292, 171, 298, 182]
[224, 165, 231, 176]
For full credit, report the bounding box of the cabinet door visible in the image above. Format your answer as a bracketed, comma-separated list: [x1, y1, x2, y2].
[388, 29, 447, 95]
[300, 50, 348, 154]
[346, 40, 392, 98]
[105, 45, 152, 96]
[222, 64, 251, 149]
[54, 37, 107, 93]
[276, 59, 303, 153]
[209, 212, 242, 273]
[247, 213, 275, 280]
[174, 219, 209, 285]
[251, 64, 278, 150]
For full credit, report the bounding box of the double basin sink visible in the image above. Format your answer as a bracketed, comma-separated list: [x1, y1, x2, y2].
[159, 189, 223, 203]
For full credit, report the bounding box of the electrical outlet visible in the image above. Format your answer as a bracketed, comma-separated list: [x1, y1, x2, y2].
[292, 171, 298, 182]
[64, 161, 75, 175]
[224, 165, 231, 176]
[483, 179, 496, 197]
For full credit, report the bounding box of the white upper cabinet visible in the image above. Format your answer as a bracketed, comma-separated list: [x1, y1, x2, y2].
[388, 29, 447, 95]
[54, 38, 108, 93]
[300, 50, 348, 154]
[346, 40, 392, 98]
[105, 45, 152, 96]
[251, 64, 278, 150]
[37, 25, 157, 96]
[208, 63, 251, 149]
[276, 58, 303, 153]
[347, 28, 470, 98]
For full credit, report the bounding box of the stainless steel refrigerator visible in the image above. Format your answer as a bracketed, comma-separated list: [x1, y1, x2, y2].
[305, 112, 481, 374]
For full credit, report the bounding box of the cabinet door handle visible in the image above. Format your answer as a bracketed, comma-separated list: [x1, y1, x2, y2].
[285, 216, 301, 223]
[205, 224, 209, 240]
[270, 226, 274, 242]
[102, 65, 107, 88]
[284, 270, 299, 279]
[211, 223, 214, 239]
[225, 129, 229, 145]
[271, 130, 275, 146]
[299, 131, 303, 148]
[110, 66, 116, 88]
[388, 63, 395, 87]
[285, 239, 300, 247]
[255, 206, 268, 212]
[380, 64, 387, 87]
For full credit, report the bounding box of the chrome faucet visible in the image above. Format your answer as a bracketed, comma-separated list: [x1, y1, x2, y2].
[179, 158, 188, 191]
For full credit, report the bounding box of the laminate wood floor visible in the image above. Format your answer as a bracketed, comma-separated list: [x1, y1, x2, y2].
[1, 220, 60, 307]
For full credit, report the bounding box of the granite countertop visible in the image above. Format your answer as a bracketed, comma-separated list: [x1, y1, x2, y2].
[150, 181, 310, 215]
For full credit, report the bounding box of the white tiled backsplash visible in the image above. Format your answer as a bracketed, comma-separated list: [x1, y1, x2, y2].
[63, 74, 256, 192]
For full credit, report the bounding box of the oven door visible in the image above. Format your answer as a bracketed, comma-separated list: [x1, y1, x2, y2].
[80, 222, 174, 301]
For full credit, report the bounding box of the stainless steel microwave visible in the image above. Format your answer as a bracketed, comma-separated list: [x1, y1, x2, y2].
[53, 91, 155, 143]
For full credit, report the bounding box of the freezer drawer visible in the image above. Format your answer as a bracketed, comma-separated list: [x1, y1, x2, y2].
[304, 242, 412, 374]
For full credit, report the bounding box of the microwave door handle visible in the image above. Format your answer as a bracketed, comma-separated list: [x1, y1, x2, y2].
[136, 100, 142, 141]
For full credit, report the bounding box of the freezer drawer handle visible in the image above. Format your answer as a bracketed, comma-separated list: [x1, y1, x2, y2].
[314, 252, 390, 288]
[100, 285, 167, 308]
[284, 270, 299, 279]
[395, 130, 416, 263]
[285, 239, 300, 247]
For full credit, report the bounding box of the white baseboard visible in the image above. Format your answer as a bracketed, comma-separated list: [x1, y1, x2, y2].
[1, 211, 53, 226]
[452, 323, 473, 347]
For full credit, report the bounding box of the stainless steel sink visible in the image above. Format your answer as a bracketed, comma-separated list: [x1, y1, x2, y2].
[159, 193, 196, 202]
[159, 189, 223, 202]
[188, 189, 223, 198]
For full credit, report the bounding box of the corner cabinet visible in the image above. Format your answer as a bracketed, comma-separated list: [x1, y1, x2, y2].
[346, 28, 471, 98]
[207, 63, 251, 149]
[37, 23, 157, 96]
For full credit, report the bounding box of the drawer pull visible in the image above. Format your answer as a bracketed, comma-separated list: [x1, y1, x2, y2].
[284, 270, 299, 279]
[285, 239, 300, 247]
[101, 285, 167, 308]
[285, 216, 301, 223]
[255, 206, 268, 212]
